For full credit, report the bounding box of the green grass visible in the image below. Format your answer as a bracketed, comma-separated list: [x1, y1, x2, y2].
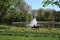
[0, 24, 60, 40]
[0, 35, 59, 40]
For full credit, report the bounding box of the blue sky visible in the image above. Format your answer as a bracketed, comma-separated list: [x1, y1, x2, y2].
[25, 0, 60, 11]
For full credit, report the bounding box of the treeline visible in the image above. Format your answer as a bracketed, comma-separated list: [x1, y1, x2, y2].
[37, 9, 60, 21]
[0, 0, 60, 25]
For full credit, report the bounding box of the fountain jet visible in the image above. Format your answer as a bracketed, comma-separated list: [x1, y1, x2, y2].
[29, 18, 37, 27]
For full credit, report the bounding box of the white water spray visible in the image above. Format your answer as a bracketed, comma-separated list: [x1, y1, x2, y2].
[29, 18, 37, 27]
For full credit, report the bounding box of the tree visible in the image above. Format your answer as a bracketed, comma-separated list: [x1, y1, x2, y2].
[0, 0, 15, 23]
[42, 0, 60, 7]
[37, 9, 45, 21]
[16, 0, 32, 22]
[0, 0, 33, 25]
[44, 11, 50, 21]
[0, 0, 22, 22]
[54, 11, 60, 21]
[0, 0, 14, 17]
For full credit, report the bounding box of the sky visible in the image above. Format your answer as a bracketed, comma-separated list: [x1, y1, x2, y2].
[25, 0, 60, 11]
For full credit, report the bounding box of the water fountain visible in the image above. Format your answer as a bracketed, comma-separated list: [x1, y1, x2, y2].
[29, 17, 37, 27]
[29, 10, 39, 29]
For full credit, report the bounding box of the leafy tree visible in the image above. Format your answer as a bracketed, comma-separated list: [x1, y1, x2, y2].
[15, 0, 32, 22]
[0, 0, 14, 17]
[0, 0, 15, 23]
[43, 0, 60, 7]
[0, 0, 32, 24]
[54, 11, 60, 21]
[44, 11, 50, 21]
[37, 9, 45, 21]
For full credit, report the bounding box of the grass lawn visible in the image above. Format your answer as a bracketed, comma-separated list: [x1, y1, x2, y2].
[0, 24, 60, 40]
[0, 35, 60, 40]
